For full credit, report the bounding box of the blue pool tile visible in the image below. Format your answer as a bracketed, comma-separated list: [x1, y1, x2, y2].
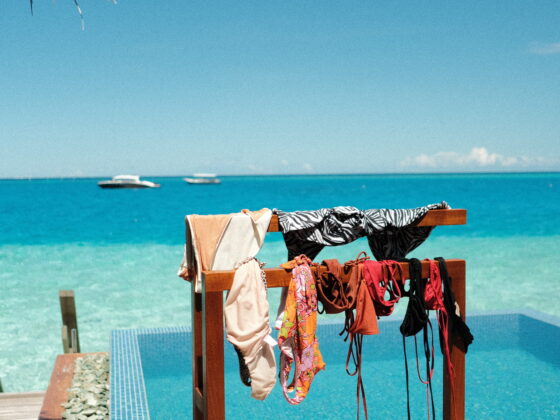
[111, 312, 560, 420]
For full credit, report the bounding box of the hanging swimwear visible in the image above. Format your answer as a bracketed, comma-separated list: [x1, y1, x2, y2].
[224, 257, 277, 400]
[273, 202, 449, 325]
[278, 255, 326, 405]
[434, 257, 473, 354]
[424, 259, 454, 402]
[343, 254, 379, 420]
[274, 202, 449, 260]
[314, 259, 354, 314]
[178, 208, 272, 292]
[313, 252, 378, 420]
[363, 259, 403, 317]
[400, 258, 436, 420]
[177, 209, 277, 399]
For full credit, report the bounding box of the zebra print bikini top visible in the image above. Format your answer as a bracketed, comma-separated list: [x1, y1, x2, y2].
[274, 202, 449, 260]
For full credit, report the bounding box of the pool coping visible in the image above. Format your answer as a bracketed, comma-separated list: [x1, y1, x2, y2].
[39, 352, 107, 420]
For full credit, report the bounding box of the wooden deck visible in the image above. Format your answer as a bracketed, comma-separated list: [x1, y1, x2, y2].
[0, 391, 45, 420]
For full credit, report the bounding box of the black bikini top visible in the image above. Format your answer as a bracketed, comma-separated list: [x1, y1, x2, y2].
[400, 258, 429, 337]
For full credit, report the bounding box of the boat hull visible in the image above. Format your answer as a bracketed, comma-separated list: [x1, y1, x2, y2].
[97, 182, 160, 189]
[184, 178, 221, 184]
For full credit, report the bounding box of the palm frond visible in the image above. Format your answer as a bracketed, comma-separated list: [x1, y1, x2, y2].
[29, 0, 90, 30]
[72, 0, 85, 31]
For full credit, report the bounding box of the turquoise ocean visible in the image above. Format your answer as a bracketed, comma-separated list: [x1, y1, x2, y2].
[1, 173, 559, 392]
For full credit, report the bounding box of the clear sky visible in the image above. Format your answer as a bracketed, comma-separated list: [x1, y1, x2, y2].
[1, 1, 559, 177]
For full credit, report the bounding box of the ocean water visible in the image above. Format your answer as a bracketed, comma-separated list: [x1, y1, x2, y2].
[1, 173, 559, 392]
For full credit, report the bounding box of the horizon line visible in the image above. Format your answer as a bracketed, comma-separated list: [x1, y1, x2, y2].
[1, 169, 559, 181]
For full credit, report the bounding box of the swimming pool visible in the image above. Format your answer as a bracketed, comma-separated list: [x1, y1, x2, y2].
[111, 311, 560, 420]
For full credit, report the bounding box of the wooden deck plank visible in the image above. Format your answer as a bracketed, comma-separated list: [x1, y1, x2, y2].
[0, 391, 45, 420]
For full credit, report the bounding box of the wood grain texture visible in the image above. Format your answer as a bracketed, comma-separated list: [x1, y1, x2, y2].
[39, 353, 106, 420]
[59, 290, 80, 353]
[202, 291, 225, 420]
[267, 209, 466, 232]
[192, 283, 204, 420]
[443, 260, 466, 420]
[202, 259, 464, 292]
[0, 391, 45, 420]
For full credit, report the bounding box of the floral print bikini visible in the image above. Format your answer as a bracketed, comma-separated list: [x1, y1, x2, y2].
[277, 255, 326, 404]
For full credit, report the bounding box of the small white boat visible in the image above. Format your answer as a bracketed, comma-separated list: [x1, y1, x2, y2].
[98, 175, 160, 189]
[184, 173, 221, 185]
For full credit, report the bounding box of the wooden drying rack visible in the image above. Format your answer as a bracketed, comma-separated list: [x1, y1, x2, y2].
[190, 209, 467, 420]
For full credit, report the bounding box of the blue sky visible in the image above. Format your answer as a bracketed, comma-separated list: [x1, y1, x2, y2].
[1, 1, 559, 177]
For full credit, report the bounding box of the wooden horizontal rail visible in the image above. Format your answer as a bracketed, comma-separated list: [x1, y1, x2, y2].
[267, 209, 466, 232]
[203, 259, 464, 292]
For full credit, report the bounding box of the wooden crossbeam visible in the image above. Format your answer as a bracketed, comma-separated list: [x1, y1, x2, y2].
[202, 259, 463, 292]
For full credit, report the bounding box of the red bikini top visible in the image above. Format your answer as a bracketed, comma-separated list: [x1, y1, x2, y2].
[363, 259, 403, 316]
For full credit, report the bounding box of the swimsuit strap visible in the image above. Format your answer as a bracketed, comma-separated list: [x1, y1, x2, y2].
[418, 261, 436, 420]
[425, 259, 454, 403]
[434, 257, 473, 353]
[345, 333, 368, 420]
[383, 260, 404, 299]
[343, 259, 370, 420]
[342, 252, 369, 310]
[433, 257, 473, 411]
[349, 250, 370, 265]
[314, 259, 349, 314]
[364, 260, 403, 316]
[400, 258, 436, 420]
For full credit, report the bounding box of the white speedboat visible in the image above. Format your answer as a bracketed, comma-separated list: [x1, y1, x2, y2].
[184, 173, 221, 185]
[97, 175, 160, 189]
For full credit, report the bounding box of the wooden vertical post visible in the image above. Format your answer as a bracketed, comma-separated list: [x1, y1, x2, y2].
[443, 260, 466, 420]
[192, 286, 204, 420]
[59, 290, 80, 354]
[192, 284, 226, 420]
[61, 325, 70, 354]
[202, 290, 225, 420]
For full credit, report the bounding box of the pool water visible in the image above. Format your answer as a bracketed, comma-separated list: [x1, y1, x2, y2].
[116, 312, 560, 420]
